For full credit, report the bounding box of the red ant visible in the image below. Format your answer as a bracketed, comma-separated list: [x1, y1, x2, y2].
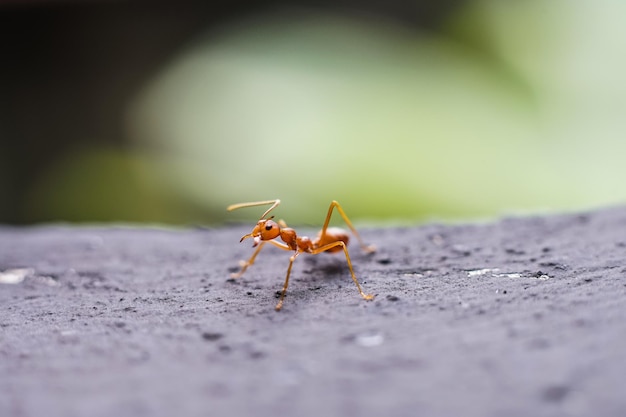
[227, 199, 376, 310]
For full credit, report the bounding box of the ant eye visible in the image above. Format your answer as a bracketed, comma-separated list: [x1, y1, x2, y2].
[265, 224, 274, 231]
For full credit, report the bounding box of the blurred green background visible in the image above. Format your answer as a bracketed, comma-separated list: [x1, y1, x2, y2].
[2, 0, 625, 225]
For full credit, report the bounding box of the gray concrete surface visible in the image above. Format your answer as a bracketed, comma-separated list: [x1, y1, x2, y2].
[1, 207, 625, 417]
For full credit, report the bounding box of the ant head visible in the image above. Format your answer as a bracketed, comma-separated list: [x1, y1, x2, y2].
[240, 216, 280, 246]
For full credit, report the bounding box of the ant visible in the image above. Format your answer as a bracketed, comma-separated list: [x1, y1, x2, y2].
[227, 199, 376, 311]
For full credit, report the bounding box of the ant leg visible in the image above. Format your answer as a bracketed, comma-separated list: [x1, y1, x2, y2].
[320, 201, 376, 253]
[311, 241, 374, 301]
[231, 240, 292, 279]
[231, 241, 266, 278]
[275, 252, 301, 311]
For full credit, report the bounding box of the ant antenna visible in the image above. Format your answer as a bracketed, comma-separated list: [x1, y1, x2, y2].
[226, 199, 281, 220]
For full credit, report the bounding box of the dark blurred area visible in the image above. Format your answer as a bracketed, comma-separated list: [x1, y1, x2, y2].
[1, 0, 462, 224]
[3, 0, 625, 225]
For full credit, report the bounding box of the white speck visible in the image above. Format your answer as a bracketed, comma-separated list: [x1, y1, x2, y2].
[0, 268, 33, 284]
[35, 276, 60, 286]
[467, 268, 550, 280]
[355, 331, 384, 347]
[58, 329, 80, 344]
[430, 234, 445, 246]
[467, 268, 498, 277]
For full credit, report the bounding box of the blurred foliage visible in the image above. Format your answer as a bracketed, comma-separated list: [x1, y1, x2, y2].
[4, 0, 626, 224]
[23, 148, 211, 223]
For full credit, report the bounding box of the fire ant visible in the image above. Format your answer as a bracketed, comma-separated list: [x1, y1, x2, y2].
[227, 199, 376, 311]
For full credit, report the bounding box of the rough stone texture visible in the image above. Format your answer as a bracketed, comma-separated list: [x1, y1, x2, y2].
[1, 207, 626, 417]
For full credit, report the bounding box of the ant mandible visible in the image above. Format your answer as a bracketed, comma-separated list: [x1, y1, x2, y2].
[227, 199, 376, 311]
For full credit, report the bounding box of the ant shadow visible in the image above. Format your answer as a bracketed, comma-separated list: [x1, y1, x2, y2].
[302, 256, 351, 277]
